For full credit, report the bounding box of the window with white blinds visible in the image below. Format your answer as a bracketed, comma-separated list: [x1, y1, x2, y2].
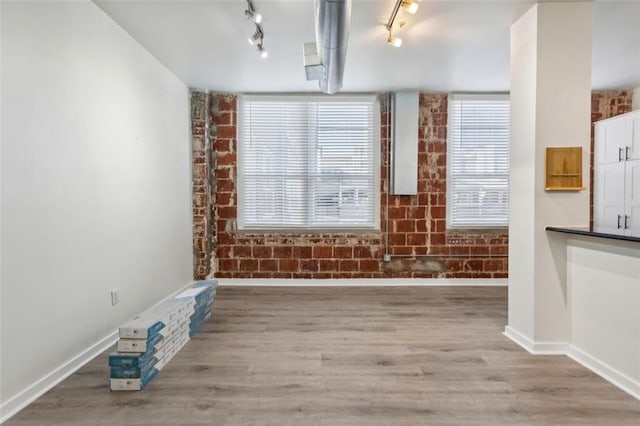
[238, 95, 379, 230]
[447, 94, 510, 228]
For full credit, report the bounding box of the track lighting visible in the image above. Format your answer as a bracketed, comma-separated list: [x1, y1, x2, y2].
[385, 0, 419, 46]
[244, 0, 262, 23]
[244, 0, 267, 58]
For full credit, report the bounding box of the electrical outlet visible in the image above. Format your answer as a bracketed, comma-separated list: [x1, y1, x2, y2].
[111, 289, 119, 306]
[383, 254, 392, 262]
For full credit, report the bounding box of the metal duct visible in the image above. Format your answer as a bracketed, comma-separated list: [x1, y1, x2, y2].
[312, 0, 352, 94]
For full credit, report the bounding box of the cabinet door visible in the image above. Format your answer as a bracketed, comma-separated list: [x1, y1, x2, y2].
[629, 112, 640, 161]
[596, 117, 628, 165]
[624, 159, 640, 237]
[594, 162, 625, 234]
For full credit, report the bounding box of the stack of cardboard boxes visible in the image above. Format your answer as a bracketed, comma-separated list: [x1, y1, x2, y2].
[108, 280, 217, 390]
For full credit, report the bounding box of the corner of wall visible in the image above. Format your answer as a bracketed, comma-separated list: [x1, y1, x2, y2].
[190, 89, 214, 279]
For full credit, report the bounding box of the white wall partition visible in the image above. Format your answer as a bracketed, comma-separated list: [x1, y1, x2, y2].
[507, 3, 640, 399]
[1, 0, 192, 418]
[508, 2, 592, 345]
[567, 237, 640, 398]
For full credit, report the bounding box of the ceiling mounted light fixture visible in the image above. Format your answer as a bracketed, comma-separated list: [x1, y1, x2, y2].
[244, 0, 262, 23]
[244, 0, 267, 58]
[385, 0, 419, 47]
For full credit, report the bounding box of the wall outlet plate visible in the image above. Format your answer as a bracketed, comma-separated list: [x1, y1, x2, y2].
[111, 289, 119, 306]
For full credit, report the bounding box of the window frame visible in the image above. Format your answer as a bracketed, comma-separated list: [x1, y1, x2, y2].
[446, 93, 510, 230]
[237, 94, 381, 231]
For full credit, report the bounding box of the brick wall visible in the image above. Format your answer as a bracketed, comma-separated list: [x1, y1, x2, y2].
[589, 90, 634, 228]
[191, 90, 214, 279]
[201, 92, 508, 279]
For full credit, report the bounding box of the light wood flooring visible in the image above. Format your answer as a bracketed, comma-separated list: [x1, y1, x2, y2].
[6, 286, 639, 425]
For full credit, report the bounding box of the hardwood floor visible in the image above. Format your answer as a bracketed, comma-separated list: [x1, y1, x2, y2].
[6, 287, 639, 425]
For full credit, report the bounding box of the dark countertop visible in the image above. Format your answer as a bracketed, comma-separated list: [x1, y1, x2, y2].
[546, 227, 640, 244]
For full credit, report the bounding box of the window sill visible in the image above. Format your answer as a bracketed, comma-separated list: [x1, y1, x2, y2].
[445, 227, 508, 233]
[236, 227, 381, 235]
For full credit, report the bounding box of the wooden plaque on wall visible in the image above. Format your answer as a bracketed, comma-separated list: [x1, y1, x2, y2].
[545, 147, 585, 191]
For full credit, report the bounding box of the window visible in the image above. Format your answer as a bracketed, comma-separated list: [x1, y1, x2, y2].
[238, 95, 379, 230]
[447, 94, 510, 228]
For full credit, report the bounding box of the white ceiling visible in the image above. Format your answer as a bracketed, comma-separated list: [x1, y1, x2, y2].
[95, 0, 640, 93]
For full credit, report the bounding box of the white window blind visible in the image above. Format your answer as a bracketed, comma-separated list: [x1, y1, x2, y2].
[447, 94, 510, 228]
[238, 95, 379, 230]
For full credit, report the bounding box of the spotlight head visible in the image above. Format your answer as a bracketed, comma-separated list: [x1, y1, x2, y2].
[248, 26, 263, 46]
[257, 43, 268, 59]
[244, 10, 262, 24]
[387, 34, 402, 47]
[401, 0, 419, 14]
[244, 0, 262, 23]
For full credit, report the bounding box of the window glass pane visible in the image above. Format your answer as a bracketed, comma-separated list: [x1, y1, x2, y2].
[447, 95, 510, 228]
[238, 95, 379, 229]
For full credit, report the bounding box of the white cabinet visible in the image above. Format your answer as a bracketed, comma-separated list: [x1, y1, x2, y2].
[594, 110, 640, 237]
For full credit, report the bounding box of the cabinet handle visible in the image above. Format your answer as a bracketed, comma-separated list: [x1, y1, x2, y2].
[624, 215, 630, 230]
[619, 147, 624, 161]
[617, 215, 622, 229]
[626, 146, 631, 161]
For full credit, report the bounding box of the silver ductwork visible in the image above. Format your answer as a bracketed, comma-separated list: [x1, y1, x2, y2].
[304, 0, 352, 94]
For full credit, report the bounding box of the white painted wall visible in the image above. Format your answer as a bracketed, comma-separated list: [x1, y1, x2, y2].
[567, 237, 640, 397]
[533, 2, 592, 342]
[508, 5, 537, 339]
[508, 2, 592, 343]
[1, 0, 192, 413]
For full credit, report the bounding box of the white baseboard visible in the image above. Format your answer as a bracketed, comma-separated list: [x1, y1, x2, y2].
[504, 326, 639, 400]
[0, 281, 196, 424]
[567, 345, 640, 400]
[503, 326, 535, 352]
[218, 278, 508, 287]
[503, 326, 567, 354]
[0, 329, 118, 424]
